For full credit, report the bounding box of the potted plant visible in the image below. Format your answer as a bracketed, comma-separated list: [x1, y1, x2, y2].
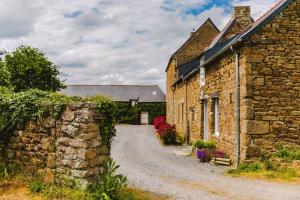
[193, 140, 216, 162]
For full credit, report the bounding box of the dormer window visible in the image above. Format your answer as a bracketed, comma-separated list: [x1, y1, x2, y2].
[152, 91, 157, 96]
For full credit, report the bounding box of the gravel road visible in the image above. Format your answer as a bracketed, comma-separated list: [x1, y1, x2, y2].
[111, 125, 300, 200]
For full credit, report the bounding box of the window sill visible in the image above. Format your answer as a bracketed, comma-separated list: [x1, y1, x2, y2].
[212, 133, 220, 138]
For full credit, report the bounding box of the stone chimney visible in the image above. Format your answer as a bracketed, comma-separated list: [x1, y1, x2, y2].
[232, 6, 251, 19]
[225, 6, 253, 37]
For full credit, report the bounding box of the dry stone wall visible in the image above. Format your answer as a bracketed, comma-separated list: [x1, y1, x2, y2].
[7, 103, 109, 188]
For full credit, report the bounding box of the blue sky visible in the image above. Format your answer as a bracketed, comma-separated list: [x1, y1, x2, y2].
[0, 0, 278, 91]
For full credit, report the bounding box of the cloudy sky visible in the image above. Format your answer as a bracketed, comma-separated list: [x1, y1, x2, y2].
[0, 0, 278, 91]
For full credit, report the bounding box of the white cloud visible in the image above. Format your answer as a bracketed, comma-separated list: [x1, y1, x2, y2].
[0, 0, 279, 92]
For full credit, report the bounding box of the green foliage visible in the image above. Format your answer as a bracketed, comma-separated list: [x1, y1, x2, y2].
[115, 102, 166, 124]
[88, 159, 127, 200]
[4, 45, 65, 92]
[0, 89, 79, 138]
[193, 140, 216, 149]
[0, 162, 20, 180]
[86, 96, 116, 147]
[275, 144, 300, 161]
[0, 90, 116, 156]
[0, 61, 11, 87]
[263, 159, 275, 171]
[29, 179, 47, 193]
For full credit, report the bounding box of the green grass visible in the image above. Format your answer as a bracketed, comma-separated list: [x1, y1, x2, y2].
[227, 162, 299, 182]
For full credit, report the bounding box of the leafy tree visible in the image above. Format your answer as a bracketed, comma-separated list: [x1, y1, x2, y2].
[0, 62, 11, 87]
[4, 45, 65, 92]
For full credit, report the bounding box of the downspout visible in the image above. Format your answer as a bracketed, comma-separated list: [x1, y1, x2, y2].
[185, 80, 189, 144]
[172, 88, 175, 124]
[231, 46, 241, 166]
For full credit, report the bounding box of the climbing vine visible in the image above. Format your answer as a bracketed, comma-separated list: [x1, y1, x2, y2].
[86, 96, 116, 148]
[0, 88, 116, 154]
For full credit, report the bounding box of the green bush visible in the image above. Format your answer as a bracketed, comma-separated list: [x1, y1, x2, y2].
[275, 145, 300, 161]
[236, 163, 262, 173]
[193, 140, 216, 149]
[88, 159, 127, 200]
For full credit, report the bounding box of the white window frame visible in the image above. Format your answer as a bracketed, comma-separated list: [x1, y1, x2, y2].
[214, 98, 220, 136]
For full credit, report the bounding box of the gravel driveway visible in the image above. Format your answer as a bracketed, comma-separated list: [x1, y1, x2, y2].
[111, 125, 300, 200]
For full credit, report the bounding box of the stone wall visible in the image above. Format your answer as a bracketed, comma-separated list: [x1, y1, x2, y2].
[173, 82, 186, 137]
[166, 59, 176, 124]
[243, 0, 300, 156]
[6, 103, 109, 188]
[186, 74, 201, 143]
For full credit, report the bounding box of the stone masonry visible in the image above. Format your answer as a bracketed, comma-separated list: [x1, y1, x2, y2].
[6, 103, 109, 188]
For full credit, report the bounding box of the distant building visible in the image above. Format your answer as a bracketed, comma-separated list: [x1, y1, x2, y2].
[61, 85, 166, 124]
[166, 0, 300, 163]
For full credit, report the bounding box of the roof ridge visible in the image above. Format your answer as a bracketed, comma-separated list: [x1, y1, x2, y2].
[171, 18, 220, 57]
[239, 0, 289, 40]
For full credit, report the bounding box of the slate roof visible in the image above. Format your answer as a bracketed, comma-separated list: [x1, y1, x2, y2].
[173, 0, 293, 86]
[61, 85, 166, 103]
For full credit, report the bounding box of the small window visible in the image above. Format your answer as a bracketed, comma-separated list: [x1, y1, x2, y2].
[213, 98, 219, 136]
[230, 93, 233, 104]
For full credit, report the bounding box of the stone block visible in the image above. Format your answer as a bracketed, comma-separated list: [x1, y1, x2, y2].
[69, 139, 88, 148]
[246, 145, 262, 158]
[244, 120, 270, 135]
[61, 124, 78, 138]
[80, 123, 99, 133]
[80, 131, 99, 140]
[262, 116, 279, 121]
[254, 77, 265, 86]
[259, 67, 273, 75]
[44, 168, 55, 183]
[62, 108, 75, 122]
[85, 149, 97, 160]
[47, 153, 56, 169]
[90, 156, 108, 167]
[291, 111, 300, 116]
[74, 161, 89, 169]
[75, 110, 92, 123]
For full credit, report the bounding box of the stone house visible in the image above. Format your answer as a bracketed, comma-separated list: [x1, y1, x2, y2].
[166, 0, 300, 164]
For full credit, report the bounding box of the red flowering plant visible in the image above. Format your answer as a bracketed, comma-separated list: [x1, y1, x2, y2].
[153, 116, 166, 130]
[153, 116, 176, 144]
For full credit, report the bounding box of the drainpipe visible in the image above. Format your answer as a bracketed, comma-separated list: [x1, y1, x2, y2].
[231, 46, 241, 166]
[172, 89, 175, 124]
[185, 80, 189, 144]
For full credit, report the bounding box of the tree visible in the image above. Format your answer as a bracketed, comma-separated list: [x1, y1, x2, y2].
[4, 45, 65, 92]
[0, 61, 11, 87]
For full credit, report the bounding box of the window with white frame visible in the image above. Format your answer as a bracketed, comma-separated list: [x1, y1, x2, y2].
[213, 98, 219, 136]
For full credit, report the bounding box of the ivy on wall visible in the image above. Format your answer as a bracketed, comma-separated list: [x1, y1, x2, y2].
[115, 102, 166, 124]
[0, 88, 116, 157]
